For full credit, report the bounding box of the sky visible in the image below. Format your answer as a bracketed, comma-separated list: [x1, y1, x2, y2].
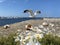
[0, 0, 60, 17]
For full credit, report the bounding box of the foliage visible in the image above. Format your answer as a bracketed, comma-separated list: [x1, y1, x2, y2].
[39, 34, 60, 45]
[0, 33, 60, 45]
[0, 34, 19, 45]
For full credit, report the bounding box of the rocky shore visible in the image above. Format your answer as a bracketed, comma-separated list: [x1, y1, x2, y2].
[0, 18, 60, 36]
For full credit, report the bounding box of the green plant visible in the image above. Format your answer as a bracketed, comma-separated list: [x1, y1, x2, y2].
[39, 34, 60, 45]
[0, 34, 19, 45]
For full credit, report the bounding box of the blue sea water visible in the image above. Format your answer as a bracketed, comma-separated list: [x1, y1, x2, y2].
[0, 17, 43, 26]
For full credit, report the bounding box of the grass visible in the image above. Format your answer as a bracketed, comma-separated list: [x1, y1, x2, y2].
[39, 34, 60, 45]
[0, 33, 60, 45]
[0, 34, 19, 45]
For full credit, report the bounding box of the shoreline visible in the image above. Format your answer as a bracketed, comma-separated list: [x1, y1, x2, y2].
[0, 18, 60, 36]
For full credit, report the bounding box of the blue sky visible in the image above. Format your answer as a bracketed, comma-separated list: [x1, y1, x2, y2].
[0, 0, 60, 17]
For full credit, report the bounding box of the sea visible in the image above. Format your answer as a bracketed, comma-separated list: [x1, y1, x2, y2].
[0, 17, 43, 26]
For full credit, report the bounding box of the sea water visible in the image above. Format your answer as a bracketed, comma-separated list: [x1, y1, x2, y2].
[0, 17, 43, 26]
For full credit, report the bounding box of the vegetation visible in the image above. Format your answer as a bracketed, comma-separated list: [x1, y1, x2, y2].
[39, 34, 60, 45]
[0, 33, 60, 45]
[0, 34, 19, 45]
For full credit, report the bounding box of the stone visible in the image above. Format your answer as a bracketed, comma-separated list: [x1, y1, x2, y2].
[3, 24, 10, 29]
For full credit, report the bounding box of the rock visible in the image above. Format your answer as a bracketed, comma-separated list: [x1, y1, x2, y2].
[25, 24, 33, 30]
[42, 22, 49, 26]
[3, 24, 10, 29]
[38, 25, 44, 29]
[33, 26, 43, 33]
[49, 23, 54, 27]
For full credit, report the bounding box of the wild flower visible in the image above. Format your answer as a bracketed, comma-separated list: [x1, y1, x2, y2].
[15, 37, 20, 42]
[34, 34, 43, 39]
[15, 24, 56, 45]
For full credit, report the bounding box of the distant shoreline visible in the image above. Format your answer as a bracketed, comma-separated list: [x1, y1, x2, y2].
[0, 17, 60, 26]
[0, 17, 60, 19]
